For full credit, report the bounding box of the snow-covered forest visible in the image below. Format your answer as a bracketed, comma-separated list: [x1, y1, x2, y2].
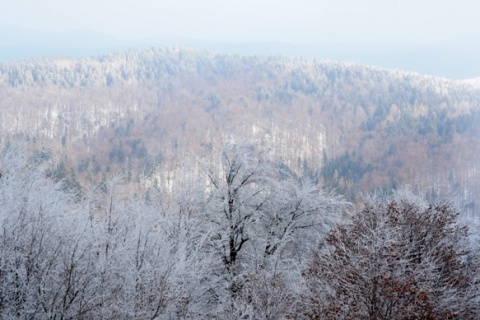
[1, 142, 478, 319]
[2, 0, 480, 316]
[1, 49, 479, 212]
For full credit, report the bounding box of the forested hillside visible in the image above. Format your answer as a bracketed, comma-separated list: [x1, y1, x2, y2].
[1, 49, 480, 318]
[0, 48, 479, 212]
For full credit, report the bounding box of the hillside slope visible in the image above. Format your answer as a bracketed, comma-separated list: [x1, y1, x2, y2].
[0, 48, 478, 212]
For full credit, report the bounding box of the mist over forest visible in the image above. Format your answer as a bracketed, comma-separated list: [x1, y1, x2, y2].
[2, 25, 480, 79]
[0, 47, 479, 318]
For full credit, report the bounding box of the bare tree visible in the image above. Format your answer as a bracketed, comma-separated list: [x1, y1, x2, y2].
[200, 144, 348, 318]
[0, 142, 354, 319]
[0, 145, 210, 319]
[204, 145, 270, 276]
[303, 188, 479, 320]
[0, 143, 100, 318]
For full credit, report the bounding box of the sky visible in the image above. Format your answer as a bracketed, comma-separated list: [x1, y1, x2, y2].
[2, 0, 480, 44]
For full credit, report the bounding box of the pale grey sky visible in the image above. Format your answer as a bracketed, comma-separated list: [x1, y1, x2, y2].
[2, 0, 480, 44]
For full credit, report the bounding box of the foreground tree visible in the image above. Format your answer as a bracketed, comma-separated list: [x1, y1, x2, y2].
[303, 189, 480, 319]
[0, 145, 210, 319]
[0, 144, 100, 318]
[200, 144, 348, 318]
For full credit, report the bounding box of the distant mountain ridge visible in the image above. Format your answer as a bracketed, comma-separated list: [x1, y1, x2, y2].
[1, 25, 480, 79]
[461, 77, 480, 89]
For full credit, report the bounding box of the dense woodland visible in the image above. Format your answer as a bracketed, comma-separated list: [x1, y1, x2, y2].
[0, 48, 479, 318]
[0, 143, 479, 319]
[0, 48, 479, 211]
